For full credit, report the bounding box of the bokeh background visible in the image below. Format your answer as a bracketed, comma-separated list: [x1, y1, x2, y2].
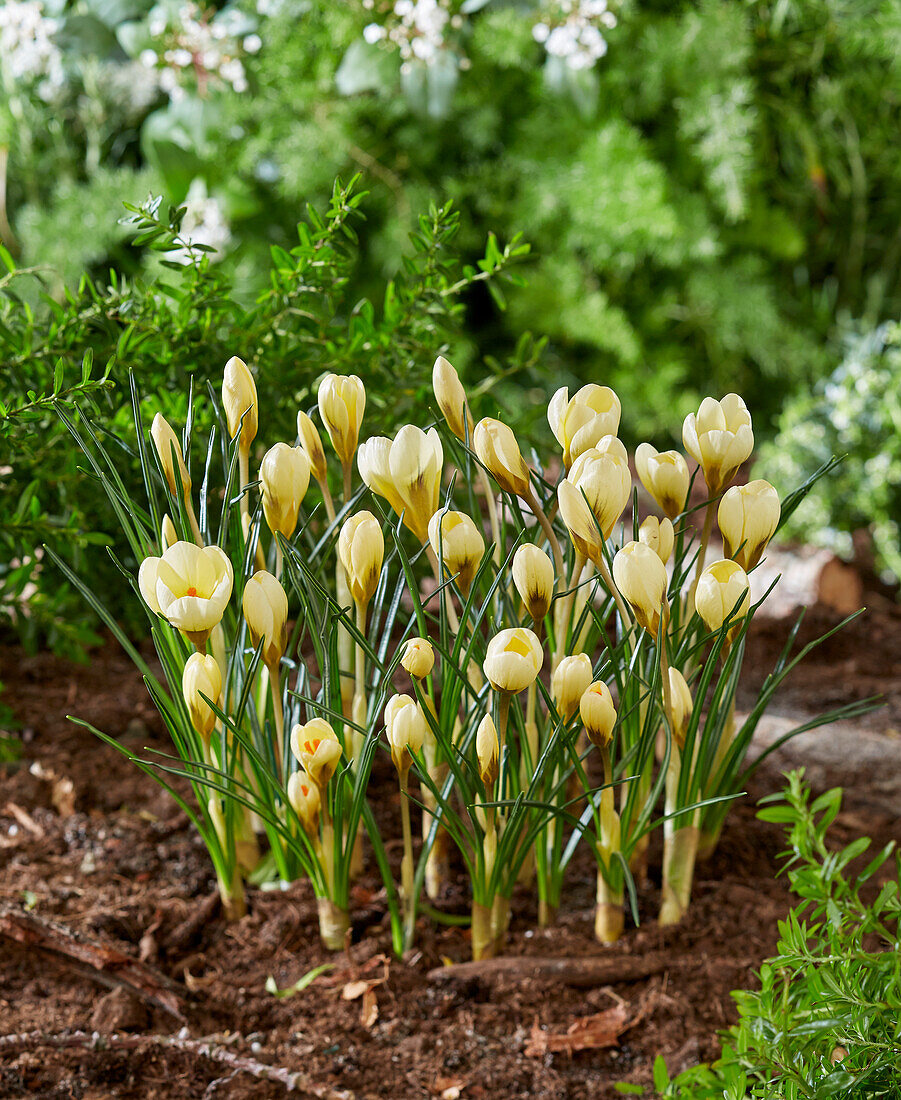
[1, 0, 899, 657]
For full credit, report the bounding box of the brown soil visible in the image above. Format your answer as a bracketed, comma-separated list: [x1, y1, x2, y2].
[0, 601, 899, 1099]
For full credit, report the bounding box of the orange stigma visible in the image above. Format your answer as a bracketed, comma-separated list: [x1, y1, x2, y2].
[186, 586, 198, 597]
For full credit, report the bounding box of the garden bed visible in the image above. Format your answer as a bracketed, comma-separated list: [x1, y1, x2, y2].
[0, 599, 898, 1099]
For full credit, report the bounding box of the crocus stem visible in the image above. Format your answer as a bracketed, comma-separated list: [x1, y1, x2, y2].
[471, 901, 494, 961]
[552, 552, 586, 671]
[216, 866, 246, 922]
[342, 461, 353, 503]
[267, 662, 284, 778]
[477, 466, 502, 566]
[274, 542, 283, 580]
[595, 554, 634, 636]
[238, 449, 250, 523]
[399, 771, 416, 947]
[336, 560, 354, 721]
[525, 487, 565, 583]
[425, 544, 461, 635]
[350, 599, 368, 764]
[687, 499, 716, 608]
[317, 896, 350, 952]
[596, 745, 624, 943]
[186, 498, 203, 547]
[318, 477, 337, 525]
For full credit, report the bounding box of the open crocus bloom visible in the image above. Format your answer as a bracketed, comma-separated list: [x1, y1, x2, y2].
[483, 627, 544, 693]
[682, 394, 754, 493]
[290, 718, 343, 789]
[139, 541, 233, 644]
[548, 384, 622, 469]
[358, 426, 443, 544]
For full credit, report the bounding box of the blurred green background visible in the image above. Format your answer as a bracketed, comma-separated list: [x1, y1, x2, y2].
[1, 0, 899, 659]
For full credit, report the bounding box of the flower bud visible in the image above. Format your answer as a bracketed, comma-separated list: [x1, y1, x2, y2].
[634, 444, 690, 520]
[428, 509, 485, 595]
[548, 384, 621, 469]
[338, 511, 384, 606]
[161, 514, 178, 550]
[400, 637, 434, 680]
[666, 668, 693, 749]
[472, 418, 531, 498]
[475, 713, 499, 786]
[318, 373, 365, 468]
[296, 410, 328, 484]
[182, 652, 222, 739]
[639, 516, 674, 564]
[290, 718, 343, 789]
[551, 653, 593, 722]
[580, 681, 617, 748]
[557, 479, 604, 564]
[695, 559, 750, 632]
[222, 356, 258, 452]
[384, 693, 427, 775]
[242, 570, 289, 667]
[718, 479, 780, 571]
[557, 444, 631, 566]
[287, 770, 321, 837]
[512, 543, 555, 622]
[682, 394, 754, 494]
[612, 541, 669, 636]
[433, 356, 473, 441]
[260, 443, 310, 540]
[483, 627, 543, 694]
[151, 414, 191, 497]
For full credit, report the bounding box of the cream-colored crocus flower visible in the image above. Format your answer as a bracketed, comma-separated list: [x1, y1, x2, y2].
[717, 480, 780, 571]
[580, 681, 617, 748]
[428, 509, 485, 595]
[475, 713, 499, 785]
[296, 410, 328, 485]
[639, 516, 675, 564]
[512, 543, 555, 622]
[290, 718, 343, 790]
[358, 426, 443, 544]
[548, 384, 621, 469]
[472, 417, 532, 498]
[384, 693, 428, 775]
[612, 541, 669, 636]
[557, 441, 631, 566]
[287, 770, 321, 837]
[182, 652, 222, 739]
[318, 373, 365, 469]
[483, 627, 543, 694]
[552, 653, 593, 722]
[338, 511, 384, 606]
[634, 444, 690, 520]
[242, 571, 289, 669]
[401, 637, 435, 681]
[666, 668, 693, 749]
[433, 356, 473, 441]
[695, 559, 750, 632]
[260, 443, 311, 540]
[138, 541, 233, 646]
[151, 414, 191, 497]
[222, 356, 258, 451]
[682, 395, 754, 494]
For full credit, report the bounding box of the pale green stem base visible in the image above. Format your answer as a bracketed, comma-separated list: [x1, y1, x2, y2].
[317, 895, 351, 951]
[659, 825, 700, 926]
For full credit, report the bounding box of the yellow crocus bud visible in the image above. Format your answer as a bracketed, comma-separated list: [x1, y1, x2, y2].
[682, 394, 754, 494]
[433, 355, 473, 441]
[161, 514, 178, 549]
[483, 627, 543, 694]
[580, 681, 617, 748]
[296, 410, 328, 484]
[666, 668, 693, 749]
[400, 637, 434, 680]
[568, 443, 632, 534]
[287, 770, 321, 837]
[639, 516, 675, 564]
[612, 541, 669, 636]
[242, 570, 289, 667]
[548, 384, 621, 469]
[472, 417, 531, 498]
[151, 414, 191, 497]
[182, 652, 222, 739]
[222, 356, 258, 452]
[428, 509, 485, 595]
[695, 559, 750, 632]
[260, 443, 310, 540]
[290, 718, 343, 789]
[318, 373, 365, 468]
[338, 511, 384, 606]
[384, 693, 427, 774]
[138, 541, 233, 645]
[552, 653, 593, 722]
[557, 479, 604, 564]
[512, 543, 555, 622]
[718, 479, 780, 571]
[475, 713, 499, 785]
[634, 444, 690, 520]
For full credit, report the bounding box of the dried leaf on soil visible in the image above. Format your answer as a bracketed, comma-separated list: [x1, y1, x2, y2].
[524, 1003, 631, 1056]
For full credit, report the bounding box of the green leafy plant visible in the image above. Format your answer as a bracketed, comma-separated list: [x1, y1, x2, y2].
[641, 770, 901, 1099]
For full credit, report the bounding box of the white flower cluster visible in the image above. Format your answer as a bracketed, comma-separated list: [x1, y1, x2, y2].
[0, 0, 65, 99]
[168, 183, 231, 264]
[532, 0, 616, 71]
[139, 3, 260, 102]
[362, 0, 461, 71]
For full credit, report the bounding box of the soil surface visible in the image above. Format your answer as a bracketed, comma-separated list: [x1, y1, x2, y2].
[0, 597, 899, 1099]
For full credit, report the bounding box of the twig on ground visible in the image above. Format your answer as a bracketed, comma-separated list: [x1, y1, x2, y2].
[427, 952, 672, 988]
